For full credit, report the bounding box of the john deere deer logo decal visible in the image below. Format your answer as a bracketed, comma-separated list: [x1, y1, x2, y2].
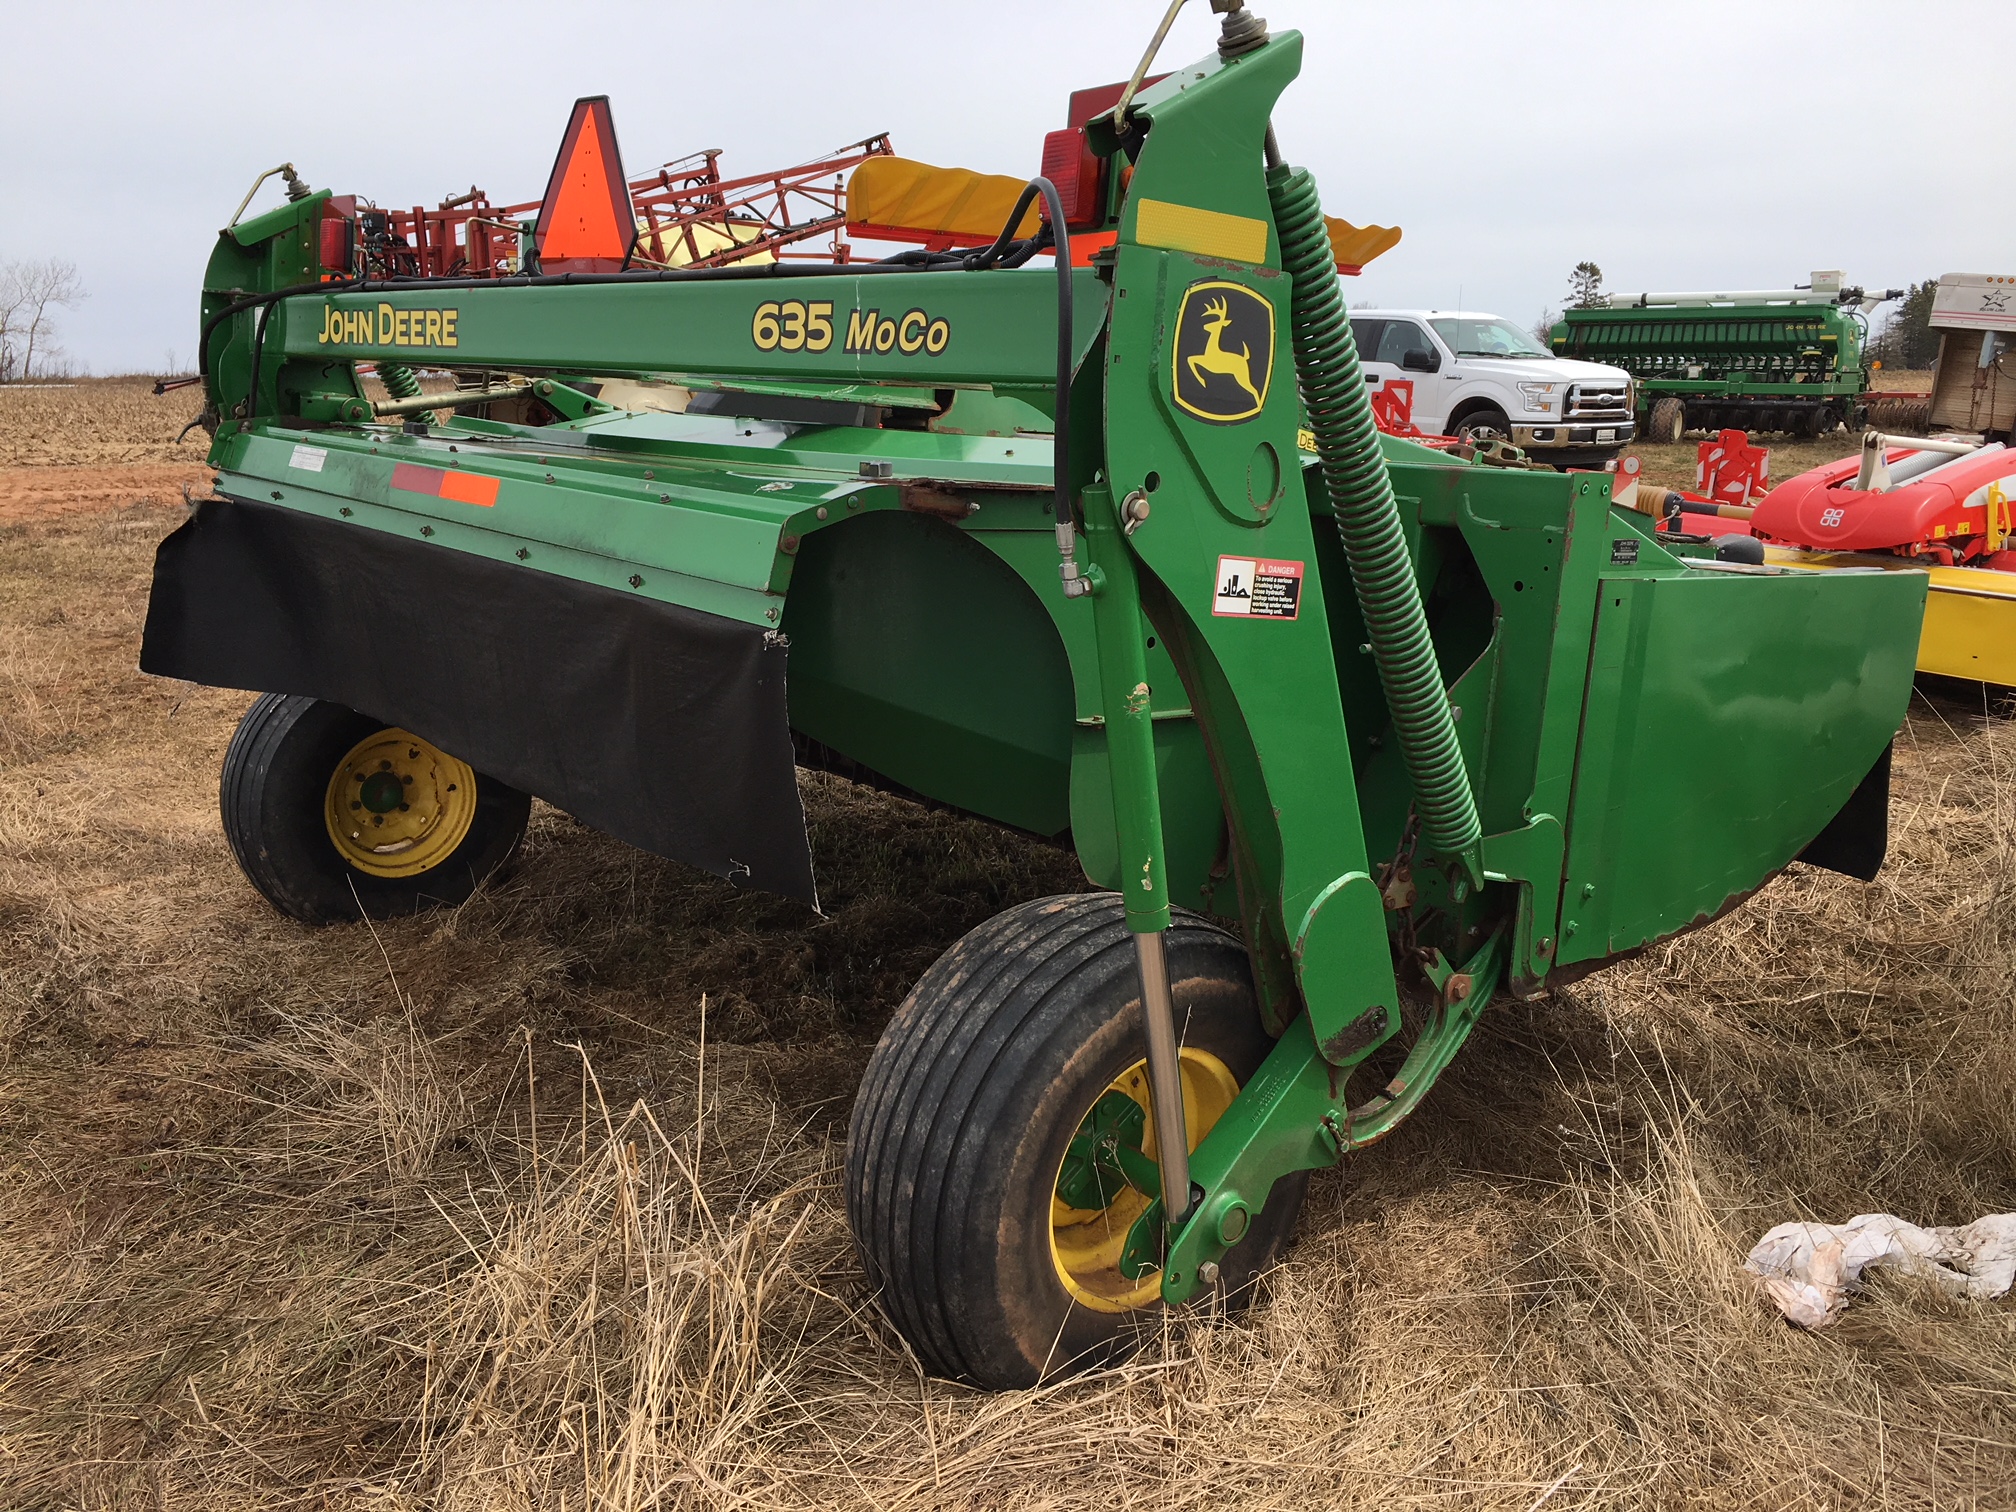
[1172, 279, 1275, 424]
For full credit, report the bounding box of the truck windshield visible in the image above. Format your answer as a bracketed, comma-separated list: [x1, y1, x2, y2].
[1428, 318, 1551, 359]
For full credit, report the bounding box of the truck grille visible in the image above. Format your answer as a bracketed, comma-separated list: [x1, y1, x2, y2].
[1567, 384, 1630, 420]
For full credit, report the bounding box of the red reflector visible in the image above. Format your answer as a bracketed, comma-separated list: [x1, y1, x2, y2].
[390, 463, 442, 496]
[1040, 128, 1105, 230]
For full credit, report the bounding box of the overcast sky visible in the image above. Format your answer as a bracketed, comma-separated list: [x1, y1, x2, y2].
[4, 0, 2005, 375]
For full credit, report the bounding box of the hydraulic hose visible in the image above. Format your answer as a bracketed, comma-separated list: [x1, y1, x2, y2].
[965, 177, 1075, 536]
[1267, 162, 1481, 864]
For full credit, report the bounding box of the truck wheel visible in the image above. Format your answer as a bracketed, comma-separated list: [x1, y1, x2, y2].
[1646, 396, 1685, 444]
[1453, 406, 1510, 444]
[220, 693, 531, 924]
[846, 893, 1311, 1388]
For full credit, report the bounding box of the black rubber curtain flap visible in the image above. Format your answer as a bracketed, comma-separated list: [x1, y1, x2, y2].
[142, 496, 816, 903]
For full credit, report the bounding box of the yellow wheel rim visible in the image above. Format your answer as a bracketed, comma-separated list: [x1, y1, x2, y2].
[322, 727, 477, 879]
[1049, 1048, 1240, 1313]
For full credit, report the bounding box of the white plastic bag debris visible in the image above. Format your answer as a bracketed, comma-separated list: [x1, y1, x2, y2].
[1745, 1212, 2016, 1328]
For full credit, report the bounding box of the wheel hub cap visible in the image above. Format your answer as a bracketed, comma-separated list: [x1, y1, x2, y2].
[323, 728, 478, 879]
[1049, 1048, 1239, 1313]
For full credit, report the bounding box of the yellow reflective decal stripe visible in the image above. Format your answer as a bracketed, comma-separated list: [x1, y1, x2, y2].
[1134, 199, 1268, 264]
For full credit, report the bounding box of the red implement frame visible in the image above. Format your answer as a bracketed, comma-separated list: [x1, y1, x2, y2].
[371, 135, 895, 279]
[1695, 429, 1772, 508]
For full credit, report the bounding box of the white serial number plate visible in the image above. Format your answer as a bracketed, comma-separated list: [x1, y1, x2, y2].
[1596, 428, 1617, 442]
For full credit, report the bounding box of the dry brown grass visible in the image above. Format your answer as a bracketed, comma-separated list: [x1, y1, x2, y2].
[1871, 369, 1934, 394]
[0, 379, 208, 467]
[1, 395, 2013, 1507]
[1624, 435, 1867, 496]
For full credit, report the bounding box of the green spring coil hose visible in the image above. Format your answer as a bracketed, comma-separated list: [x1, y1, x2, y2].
[1267, 163, 1482, 863]
[377, 363, 424, 403]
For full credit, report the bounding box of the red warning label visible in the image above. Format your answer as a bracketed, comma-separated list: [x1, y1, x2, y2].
[1212, 555, 1303, 619]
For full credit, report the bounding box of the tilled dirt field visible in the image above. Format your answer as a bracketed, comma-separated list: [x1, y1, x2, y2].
[1, 384, 2013, 1509]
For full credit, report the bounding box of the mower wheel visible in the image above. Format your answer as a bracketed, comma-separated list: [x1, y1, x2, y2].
[220, 694, 530, 924]
[1646, 396, 1685, 444]
[1453, 405, 1510, 444]
[846, 893, 1308, 1388]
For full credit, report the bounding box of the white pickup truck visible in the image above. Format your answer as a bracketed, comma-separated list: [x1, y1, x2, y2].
[1349, 309, 1636, 465]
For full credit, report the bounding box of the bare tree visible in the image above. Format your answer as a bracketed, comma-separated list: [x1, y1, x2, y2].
[1532, 307, 1560, 347]
[0, 257, 85, 381]
[0, 265, 21, 382]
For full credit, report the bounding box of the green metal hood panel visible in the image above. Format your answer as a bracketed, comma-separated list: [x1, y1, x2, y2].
[217, 423, 896, 626]
[1555, 562, 1924, 964]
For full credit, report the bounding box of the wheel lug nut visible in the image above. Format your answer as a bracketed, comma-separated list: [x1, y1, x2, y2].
[350, 801, 361, 811]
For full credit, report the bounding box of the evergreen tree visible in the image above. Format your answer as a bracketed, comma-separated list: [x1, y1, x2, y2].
[1566, 261, 1606, 310]
[1870, 280, 1940, 370]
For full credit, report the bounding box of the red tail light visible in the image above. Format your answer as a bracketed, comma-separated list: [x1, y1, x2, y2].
[318, 215, 355, 278]
[1041, 127, 1105, 230]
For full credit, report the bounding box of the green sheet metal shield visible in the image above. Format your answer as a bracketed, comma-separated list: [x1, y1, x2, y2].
[1171, 279, 1274, 423]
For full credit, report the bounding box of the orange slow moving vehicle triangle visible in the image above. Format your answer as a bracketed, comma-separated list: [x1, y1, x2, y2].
[536, 97, 636, 273]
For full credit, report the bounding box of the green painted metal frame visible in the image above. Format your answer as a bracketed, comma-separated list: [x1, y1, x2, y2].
[185, 23, 1927, 1315]
[1550, 301, 1873, 406]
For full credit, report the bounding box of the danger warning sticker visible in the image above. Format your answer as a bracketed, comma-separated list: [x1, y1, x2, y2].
[1212, 556, 1303, 619]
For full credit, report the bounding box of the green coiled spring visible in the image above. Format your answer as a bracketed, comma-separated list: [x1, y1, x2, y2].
[377, 363, 424, 403]
[1266, 163, 1481, 863]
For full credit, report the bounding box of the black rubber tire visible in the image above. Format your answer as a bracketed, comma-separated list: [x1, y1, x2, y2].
[1452, 405, 1511, 444]
[1646, 396, 1685, 444]
[846, 893, 1312, 1388]
[220, 693, 531, 924]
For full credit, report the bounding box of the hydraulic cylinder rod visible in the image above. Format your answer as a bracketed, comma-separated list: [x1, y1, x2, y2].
[1134, 931, 1191, 1224]
[1083, 483, 1191, 1226]
[372, 384, 529, 418]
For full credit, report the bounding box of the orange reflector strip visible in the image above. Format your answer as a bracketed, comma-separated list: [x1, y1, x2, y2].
[439, 470, 500, 508]
[391, 462, 499, 508]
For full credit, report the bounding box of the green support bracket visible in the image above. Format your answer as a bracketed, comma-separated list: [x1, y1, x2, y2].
[534, 378, 616, 420]
[1142, 927, 1510, 1305]
[1481, 813, 1565, 993]
[1082, 482, 1172, 936]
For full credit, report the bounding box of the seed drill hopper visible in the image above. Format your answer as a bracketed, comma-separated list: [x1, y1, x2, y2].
[144, 2, 1924, 1387]
[1552, 274, 1905, 441]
